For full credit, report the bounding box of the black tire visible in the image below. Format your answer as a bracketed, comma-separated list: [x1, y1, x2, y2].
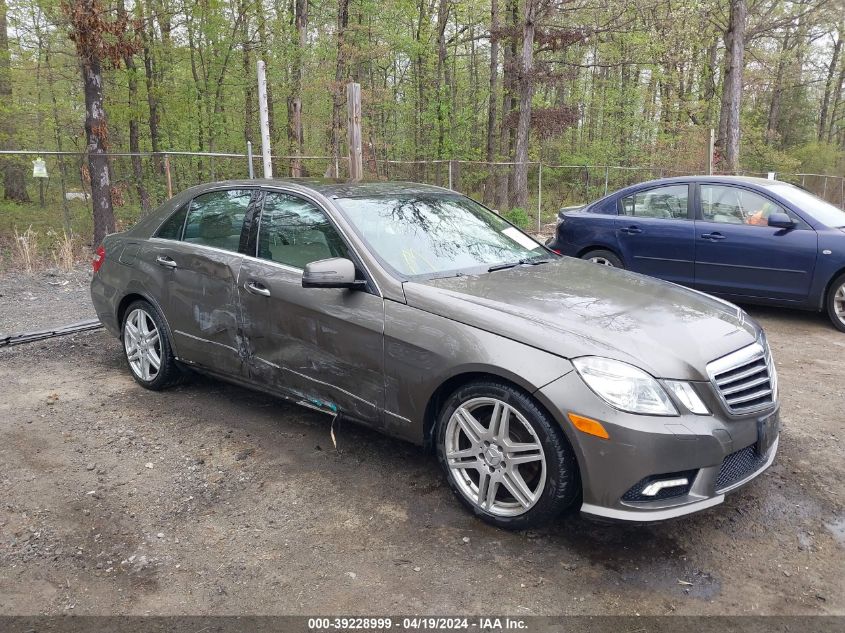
[121, 299, 183, 390]
[826, 273, 845, 333]
[435, 380, 580, 530]
[580, 249, 623, 268]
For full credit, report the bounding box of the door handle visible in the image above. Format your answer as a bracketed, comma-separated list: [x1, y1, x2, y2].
[245, 280, 271, 297]
[620, 225, 643, 235]
[156, 255, 177, 269]
[701, 232, 726, 241]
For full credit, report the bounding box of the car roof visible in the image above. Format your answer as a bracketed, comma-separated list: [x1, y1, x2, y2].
[185, 178, 455, 199]
[617, 174, 784, 189]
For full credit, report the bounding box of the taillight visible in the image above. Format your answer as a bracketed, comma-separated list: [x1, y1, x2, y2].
[551, 249, 562, 255]
[92, 245, 106, 273]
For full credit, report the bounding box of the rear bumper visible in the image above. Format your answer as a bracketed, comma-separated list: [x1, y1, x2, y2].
[534, 371, 780, 523]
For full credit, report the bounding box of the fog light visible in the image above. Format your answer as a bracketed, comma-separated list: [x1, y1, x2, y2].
[641, 478, 690, 497]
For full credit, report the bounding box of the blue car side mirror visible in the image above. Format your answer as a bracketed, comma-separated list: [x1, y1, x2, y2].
[768, 212, 795, 229]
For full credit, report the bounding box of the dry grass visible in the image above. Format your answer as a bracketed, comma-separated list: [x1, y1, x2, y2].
[12, 226, 39, 272]
[47, 230, 78, 272]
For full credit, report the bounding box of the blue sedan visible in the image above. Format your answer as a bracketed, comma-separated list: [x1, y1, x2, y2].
[547, 175, 845, 331]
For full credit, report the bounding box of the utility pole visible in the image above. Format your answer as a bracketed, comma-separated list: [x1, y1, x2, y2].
[346, 82, 362, 181]
[257, 60, 272, 179]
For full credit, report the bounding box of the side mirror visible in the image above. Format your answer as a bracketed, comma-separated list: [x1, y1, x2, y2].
[302, 257, 365, 289]
[768, 212, 795, 229]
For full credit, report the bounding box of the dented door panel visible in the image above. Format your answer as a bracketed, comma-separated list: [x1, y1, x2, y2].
[145, 241, 246, 376]
[237, 258, 385, 424]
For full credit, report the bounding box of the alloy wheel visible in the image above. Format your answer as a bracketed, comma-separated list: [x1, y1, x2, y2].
[588, 256, 614, 267]
[444, 397, 547, 517]
[124, 308, 162, 382]
[835, 283, 845, 326]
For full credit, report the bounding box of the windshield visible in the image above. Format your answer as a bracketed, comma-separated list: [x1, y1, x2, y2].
[335, 195, 546, 278]
[767, 184, 845, 228]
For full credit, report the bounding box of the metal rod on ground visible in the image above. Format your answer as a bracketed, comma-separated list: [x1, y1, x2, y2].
[347, 82, 363, 181]
[257, 60, 272, 179]
[164, 154, 173, 199]
[247, 141, 254, 179]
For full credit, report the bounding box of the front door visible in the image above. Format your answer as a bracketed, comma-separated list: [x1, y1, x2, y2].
[694, 184, 818, 302]
[237, 190, 385, 423]
[148, 188, 255, 376]
[616, 184, 695, 286]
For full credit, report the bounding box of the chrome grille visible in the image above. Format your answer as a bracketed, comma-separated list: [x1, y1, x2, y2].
[708, 342, 777, 414]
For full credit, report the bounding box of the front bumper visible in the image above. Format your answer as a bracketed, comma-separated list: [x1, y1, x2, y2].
[535, 370, 780, 523]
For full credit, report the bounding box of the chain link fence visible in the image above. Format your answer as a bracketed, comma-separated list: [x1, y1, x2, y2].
[1, 150, 842, 240]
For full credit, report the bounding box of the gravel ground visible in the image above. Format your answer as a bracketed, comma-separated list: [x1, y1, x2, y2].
[0, 265, 95, 335]
[0, 277, 843, 616]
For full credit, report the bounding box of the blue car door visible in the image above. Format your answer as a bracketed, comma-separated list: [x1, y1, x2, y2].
[615, 183, 695, 285]
[694, 183, 818, 302]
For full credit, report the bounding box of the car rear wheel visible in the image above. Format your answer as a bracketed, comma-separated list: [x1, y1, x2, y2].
[581, 249, 623, 268]
[826, 273, 845, 333]
[122, 300, 182, 390]
[435, 380, 579, 530]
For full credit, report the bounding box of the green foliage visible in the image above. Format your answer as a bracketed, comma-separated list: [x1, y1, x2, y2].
[502, 208, 531, 229]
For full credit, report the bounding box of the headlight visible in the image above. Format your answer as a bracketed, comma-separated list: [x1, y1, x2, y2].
[572, 357, 677, 416]
[664, 380, 709, 415]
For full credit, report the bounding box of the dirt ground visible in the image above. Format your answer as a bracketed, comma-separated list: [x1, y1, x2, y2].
[0, 283, 843, 615]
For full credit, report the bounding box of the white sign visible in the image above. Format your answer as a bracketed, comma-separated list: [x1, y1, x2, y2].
[32, 158, 48, 178]
[502, 226, 541, 250]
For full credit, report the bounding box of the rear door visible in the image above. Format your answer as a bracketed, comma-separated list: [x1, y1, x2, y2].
[615, 184, 695, 285]
[237, 189, 385, 423]
[694, 183, 818, 302]
[144, 188, 255, 376]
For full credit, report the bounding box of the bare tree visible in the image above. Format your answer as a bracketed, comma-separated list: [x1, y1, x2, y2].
[511, 0, 538, 209]
[0, 0, 30, 202]
[62, 0, 137, 246]
[288, 0, 307, 176]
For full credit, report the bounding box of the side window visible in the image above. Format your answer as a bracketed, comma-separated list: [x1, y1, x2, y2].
[155, 203, 188, 240]
[621, 185, 689, 220]
[700, 185, 794, 227]
[182, 190, 252, 252]
[257, 192, 349, 269]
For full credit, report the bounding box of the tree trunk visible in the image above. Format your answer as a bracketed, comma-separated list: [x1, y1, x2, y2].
[241, 0, 254, 146]
[0, 0, 30, 202]
[288, 0, 307, 177]
[483, 0, 499, 205]
[326, 0, 349, 177]
[435, 0, 449, 173]
[495, 0, 516, 210]
[511, 0, 536, 210]
[118, 0, 150, 212]
[81, 52, 115, 246]
[819, 26, 842, 142]
[721, 0, 746, 174]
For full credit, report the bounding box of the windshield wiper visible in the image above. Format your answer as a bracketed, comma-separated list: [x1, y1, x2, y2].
[487, 257, 553, 272]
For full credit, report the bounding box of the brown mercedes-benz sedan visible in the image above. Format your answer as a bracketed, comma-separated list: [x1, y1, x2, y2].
[91, 179, 780, 529]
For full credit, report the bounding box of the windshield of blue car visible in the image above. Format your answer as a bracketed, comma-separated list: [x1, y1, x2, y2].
[335, 195, 548, 278]
[767, 184, 845, 228]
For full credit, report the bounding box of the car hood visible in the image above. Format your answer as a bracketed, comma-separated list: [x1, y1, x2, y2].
[403, 257, 761, 381]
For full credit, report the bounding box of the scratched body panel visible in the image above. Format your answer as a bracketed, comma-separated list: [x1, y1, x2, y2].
[146, 241, 245, 376]
[237, 258, 384, 424]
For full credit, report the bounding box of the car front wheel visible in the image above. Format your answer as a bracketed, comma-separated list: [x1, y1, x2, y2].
[121, 299, 182, 390]
[436, 380, 579, 529]
[827, 273, 845, 333]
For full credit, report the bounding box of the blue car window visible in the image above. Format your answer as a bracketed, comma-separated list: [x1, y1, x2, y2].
[701, 185, 797, 227]
[621, 185, 688, 220]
